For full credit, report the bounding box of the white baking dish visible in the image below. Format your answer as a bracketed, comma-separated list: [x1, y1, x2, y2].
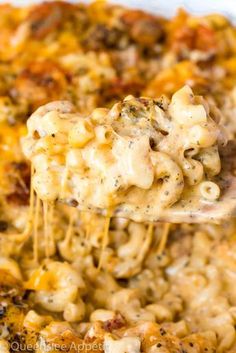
[1, 0, 236, 21]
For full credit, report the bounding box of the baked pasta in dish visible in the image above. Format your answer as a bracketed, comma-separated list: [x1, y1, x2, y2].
[0, 1, 236, 353]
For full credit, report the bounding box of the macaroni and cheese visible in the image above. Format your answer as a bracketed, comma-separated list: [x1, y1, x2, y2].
[0, 2, 235, 353]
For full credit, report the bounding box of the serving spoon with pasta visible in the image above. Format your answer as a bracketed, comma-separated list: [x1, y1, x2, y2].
[22, 86, 236, 223]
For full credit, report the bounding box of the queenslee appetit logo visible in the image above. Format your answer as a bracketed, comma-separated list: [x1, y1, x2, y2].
[10, 340, 104, 352]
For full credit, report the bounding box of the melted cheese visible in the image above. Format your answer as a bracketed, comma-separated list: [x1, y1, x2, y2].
[43, 201, 49, 258]
[99, 216, 111, 269]
[33, 195, 40, 264]
[61, 208, 76, 248]
[42, 201, 56, 259]
[158, 223, 171, 254]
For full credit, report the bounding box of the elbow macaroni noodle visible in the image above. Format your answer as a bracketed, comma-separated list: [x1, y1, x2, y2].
[25, 261, 86, 322]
